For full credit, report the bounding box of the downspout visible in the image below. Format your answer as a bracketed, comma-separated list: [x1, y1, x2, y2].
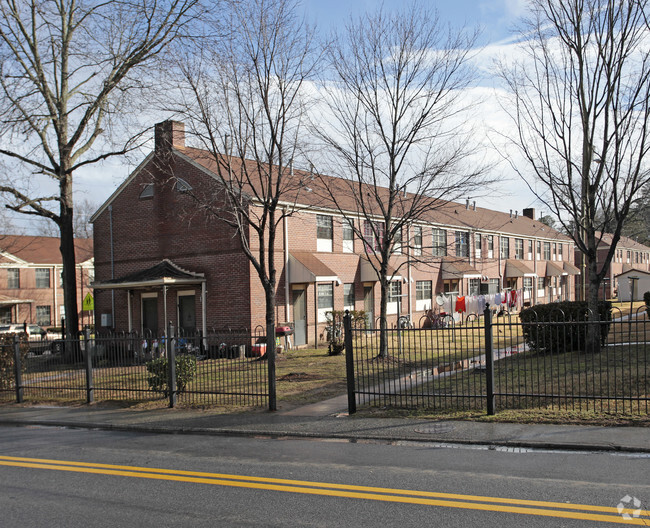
[201, 281, 207, 348]
[109, 205, 115, 329]
[283, 206, 290, 323]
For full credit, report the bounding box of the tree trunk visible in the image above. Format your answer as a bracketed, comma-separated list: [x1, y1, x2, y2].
[585, 244, 602, 355]
[378, 279, 388, 358]
[59, 176, 79, 340]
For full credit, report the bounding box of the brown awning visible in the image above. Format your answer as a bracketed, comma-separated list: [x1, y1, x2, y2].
[540, 261, 564, 277]
[289, 252, 339, 284]
[441, 257, 481, 280]
[563, 261, 580, 275]
[359, 255, 404, 282]
[504, 259, 536, 278]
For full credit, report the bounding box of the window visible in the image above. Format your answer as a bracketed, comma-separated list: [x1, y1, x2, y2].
[455, 231, 469, 258]
[636, 252, 640, 263]
[488, 278, 499, 294]
[342, 221, 354, 253]
[487, 235, 494, 259]
[36, 306, 51, 326]
[537, 277, 546, 296]
[552, 243, 557, 260]
[317, 215, 333, 252]
[523, 277, 533, 299]
[363, 220, 384, 252]
[527, 240, 533, 260]
[536, 241, 541, 260]
[468, 278, 480, 296]
[412, 226, 422, 256]
[475, 233, 482, 259]
[175, 177, 192, 192]
[543, 242, 551, 260]
[432, 228, 447, 257]
[415, 280, 432, 311]
[393, 227, 403, 254]
[500, 236, 509, 259]
[343, 283, 355, 312]
[558, 243, 563, 261]
[387, 281, 402, 315]
[35, 268, 50, 289]
[627, 250, 631, 263]
[515, 238, 524, 260]
[139, 183, 154, 199]
[317, 283, 334, 322]
[7, 269, 19, 289]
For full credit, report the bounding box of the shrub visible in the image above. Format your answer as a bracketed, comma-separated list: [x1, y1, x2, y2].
[0, 334, 29, 390]
[146, 354, 197, 397]
[644, 291, 650, 317]
[325, 310, 367, 356]
[519, 301, 612, 354]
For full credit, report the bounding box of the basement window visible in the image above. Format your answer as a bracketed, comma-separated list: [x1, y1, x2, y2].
[139, 184, 154, 199]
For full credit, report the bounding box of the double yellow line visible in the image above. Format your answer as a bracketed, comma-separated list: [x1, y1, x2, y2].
[0, 455, 647, 524]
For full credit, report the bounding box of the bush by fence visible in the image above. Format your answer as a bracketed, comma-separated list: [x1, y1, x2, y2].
[146, 354, 197, 397]
[519, 301, 612, 353]
[0, 335, 28, 390]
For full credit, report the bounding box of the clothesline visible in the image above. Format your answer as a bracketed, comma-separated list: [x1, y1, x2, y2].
[435, 289, 524, 316]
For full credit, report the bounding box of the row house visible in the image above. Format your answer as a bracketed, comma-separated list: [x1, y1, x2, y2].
[0, 235, 94, 328]
[91, 121, 578, 346]
[581, 232, 650, 300]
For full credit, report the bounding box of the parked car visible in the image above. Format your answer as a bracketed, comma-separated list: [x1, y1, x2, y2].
[0, 323, 48, 340]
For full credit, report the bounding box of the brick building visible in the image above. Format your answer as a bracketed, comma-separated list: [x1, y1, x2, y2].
[91, 120, 579, 345]
[0, 235, 94, 328]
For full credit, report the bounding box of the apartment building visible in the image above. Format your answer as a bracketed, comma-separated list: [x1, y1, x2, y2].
[0, 235, 94, 328]
[91, 121, 578, 345]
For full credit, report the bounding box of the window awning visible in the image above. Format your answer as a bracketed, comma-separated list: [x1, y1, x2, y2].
[562, 261, 580, 276]
[359, 255, 404, 282]
[504, 259, 536, 278]
[441, 257, 481, 280]
[0, 294, 33, 306]
[539, 261, 564, 277]
[91, 259, 205, 290]
[289, 252, 339, 284]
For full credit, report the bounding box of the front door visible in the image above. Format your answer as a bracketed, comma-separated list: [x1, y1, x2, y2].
[178, 295, 196, 333]
[292, 288, 307, 346]
[364, 286, 374, 329]
[142, 297, 158, 335]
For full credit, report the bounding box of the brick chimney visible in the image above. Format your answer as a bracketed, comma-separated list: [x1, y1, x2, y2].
[522, 208, 536, 220]
[154, 120, 185, 152]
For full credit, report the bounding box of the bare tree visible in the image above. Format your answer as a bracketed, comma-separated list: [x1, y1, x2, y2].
[314, 3, 486, 356]
[171, 0, 319, 397]
[497, 0, 650, 351]
[35, 198, 96, 238]
[0, 0, 198, 337]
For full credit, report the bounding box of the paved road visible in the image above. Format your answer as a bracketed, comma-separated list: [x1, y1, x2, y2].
[1, 425, 648, 527]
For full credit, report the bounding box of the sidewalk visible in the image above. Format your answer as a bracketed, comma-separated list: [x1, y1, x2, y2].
[0, 395, 648, 453]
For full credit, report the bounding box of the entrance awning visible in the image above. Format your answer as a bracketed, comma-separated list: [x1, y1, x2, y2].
[289, 252, 339, 284]
[539, 261, 564, 277]
[359, 255, 404, 282]
[504, 259, 536, 278]
[0, 294, 33, 306]
[91, 259, 206, 289]
[441, 257, 481, 280]
[563, 262, 580, 275]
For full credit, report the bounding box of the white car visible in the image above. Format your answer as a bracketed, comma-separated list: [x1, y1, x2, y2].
[0, 324, 48, 341]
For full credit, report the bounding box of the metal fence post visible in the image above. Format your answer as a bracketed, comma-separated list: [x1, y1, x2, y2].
[167, 322, 177, 408]
[483, 305, 495, 415]
[343, 311, 356, 415]
[13, 335, 23, 403]
[266, 323, 277, 411]
[84, 328, 94, 404]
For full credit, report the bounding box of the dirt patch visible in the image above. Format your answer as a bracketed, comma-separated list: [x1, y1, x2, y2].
[277, 372, 322, 382]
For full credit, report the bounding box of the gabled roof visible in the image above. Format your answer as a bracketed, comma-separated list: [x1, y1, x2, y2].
[92, 259, 205, 289]
[0, 235, 93, 265]
[596, 232, 650, 252]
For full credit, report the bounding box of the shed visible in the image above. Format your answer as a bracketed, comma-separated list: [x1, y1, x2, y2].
[614, 269, 650, 301]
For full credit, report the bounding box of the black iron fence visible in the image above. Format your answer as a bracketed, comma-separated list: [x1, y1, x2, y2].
[0, 325, 273, 409]
[344, 305, 650, 415]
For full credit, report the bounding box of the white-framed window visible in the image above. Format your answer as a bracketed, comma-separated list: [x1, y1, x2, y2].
[543, 242, 551, 260]
[488, 278, 499, 294]
[387, 281, 402, 315]
[515, 238, 524, 260]
[35, 268, 50, 289]
[455, 231, 469, 258]
[527, 240, 533, 260]
[536, 241, 541, 260]
[468, 278, 480, 296]
[36, 305, 51, 326]
[393, 227, 403, 254]
[558, 243, 563, 261]
[415, 280, 432, 311]
[343, 283, 355, 312]
[433, 228, 447, 257]
[317, 283, 334, 322]
[363, 220, 384, 252]
[317, 215, 333, 252]
[500, 236, 509, 259]
[537, 277, 546, 297]
[7, 268, 19, 289]
[342, 221, 354, 253]
[552, 243, 557, 261]
[523, 277, 533, 300]
[475, 233, 482, 259]
[413, 225, 422, 256]
[487, 235, 494, 259]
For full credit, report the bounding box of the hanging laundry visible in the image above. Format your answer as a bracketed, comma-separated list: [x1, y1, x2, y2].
[467, 295, 478, 315]
[494, 292, 501, 305]
[455, 296, 466, 313]
[442, 294, 452, 314]
[478, 295, 486, 313]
